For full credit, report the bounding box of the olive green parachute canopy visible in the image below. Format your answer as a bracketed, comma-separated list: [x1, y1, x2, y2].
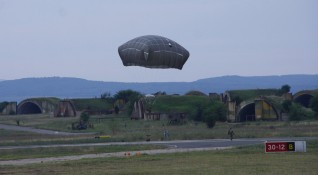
[118, 35, 190, 70]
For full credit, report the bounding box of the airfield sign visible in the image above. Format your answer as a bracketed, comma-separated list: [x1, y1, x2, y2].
[265, 141, 306, 153]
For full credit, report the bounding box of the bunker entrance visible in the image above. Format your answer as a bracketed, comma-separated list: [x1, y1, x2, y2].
[18, 102, 42, 114]
[294, 94, 313, 108]
[238, 103, 255, 122]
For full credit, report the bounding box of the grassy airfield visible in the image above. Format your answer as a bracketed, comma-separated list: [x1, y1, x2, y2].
[0, 141, 317, 175]
[1, 114, 318, 145]
[0, 114, 318, 174]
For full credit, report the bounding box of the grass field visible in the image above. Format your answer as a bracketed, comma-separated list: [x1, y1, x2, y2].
[1, 114, 318, 146]
[1, 114, 318, 174]
[1, 140, 317, 175]
[0, 144, 166, 161]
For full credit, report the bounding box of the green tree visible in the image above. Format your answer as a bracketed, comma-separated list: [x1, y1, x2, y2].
[80, 112, 90, 123]
[203, 101, 227, 128]
[194, 104, 204, 121]
[282, 100, 292, 112]
[288, 103, 302, 121]
[289, 103, 315, 121]
[205, 114, 216, 128]
[279, 84, 291, 95]
[100, 92, 111, 99]
[114, 90, 143, 115]
[100, 92, 115, 103]
[213, 101, 227, 122]
[114, 90, 142, 103]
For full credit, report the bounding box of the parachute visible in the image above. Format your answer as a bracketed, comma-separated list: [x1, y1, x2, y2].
[118, 35, 189, 70]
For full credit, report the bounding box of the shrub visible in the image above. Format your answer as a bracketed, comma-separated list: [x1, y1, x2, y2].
[205, 115, 216, 128]
[213, 102, 227, 122]
[289, 103, 315, 121]
[194, 104, 204, 121]
[203, 101, 227, 128]
[282, 100, 292, 112]
[80, 112, 90, 123]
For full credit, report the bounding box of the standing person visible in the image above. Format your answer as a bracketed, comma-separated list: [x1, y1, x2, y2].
[163, 129, 169, 140]
[228, 128, 235, 141]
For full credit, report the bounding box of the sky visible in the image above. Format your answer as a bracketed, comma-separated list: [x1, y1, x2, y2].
[0, 0, 317, 82]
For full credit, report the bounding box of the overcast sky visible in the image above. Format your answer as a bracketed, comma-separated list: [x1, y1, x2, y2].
[0, 0, 317, 82]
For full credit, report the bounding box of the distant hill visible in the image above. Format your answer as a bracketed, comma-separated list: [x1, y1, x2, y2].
[0, 75, 317, 102]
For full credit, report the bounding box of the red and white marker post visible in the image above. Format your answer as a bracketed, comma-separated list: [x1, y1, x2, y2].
[265, 141, 306, 153]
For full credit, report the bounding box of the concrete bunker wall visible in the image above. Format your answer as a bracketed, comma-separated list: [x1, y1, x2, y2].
[131, 100, 145, 119]
[236, 99, 279, 122]
[227, 101, 236, 122]
[54, 100, 76, 117]
[0, 102, 17, 115]
[238, 102, 256, 122]
[255, 99, 279, 121]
